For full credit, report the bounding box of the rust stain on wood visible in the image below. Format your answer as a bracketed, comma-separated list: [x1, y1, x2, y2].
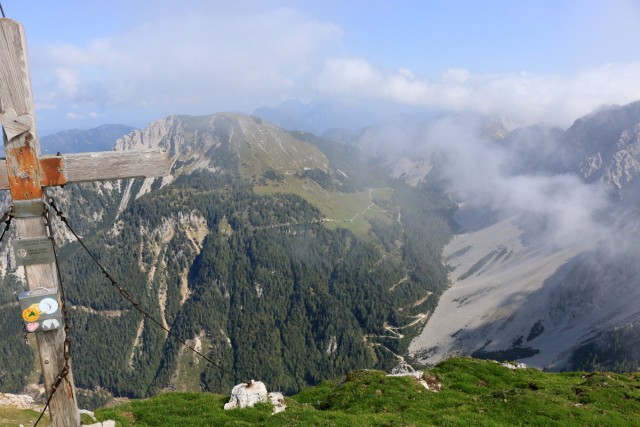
[39, 156, 67, 187]
[5, 134, 42, 200]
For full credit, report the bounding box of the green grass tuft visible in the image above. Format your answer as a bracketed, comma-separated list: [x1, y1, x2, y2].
[85, 357, 640, 426]
[3, 358, 637, 426]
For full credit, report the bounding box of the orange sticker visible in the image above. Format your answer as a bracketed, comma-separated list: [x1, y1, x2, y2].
[22, 306, 41, 322]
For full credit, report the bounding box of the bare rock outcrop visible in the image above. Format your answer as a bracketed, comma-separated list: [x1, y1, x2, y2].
[0, 393, 39, 410]
[387, 361, 441, 392]
[224, 380, 287, 414]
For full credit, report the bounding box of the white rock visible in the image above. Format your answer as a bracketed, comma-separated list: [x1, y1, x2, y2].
[82, 421, 115, 427]
[501, 362, 527, 370]
[79, 409, 96, 420]
[388, 361, 423, 379]
[268, 392, 286, 414]
[224, 381, 268, 410]
[390, 361, 412, 374]
[388, 370, 424, 379]
[388, 361, 441, 392]
[0, 393, 39, 410]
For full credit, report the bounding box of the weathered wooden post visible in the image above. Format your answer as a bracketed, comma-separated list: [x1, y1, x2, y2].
[0, 18, 170, 426]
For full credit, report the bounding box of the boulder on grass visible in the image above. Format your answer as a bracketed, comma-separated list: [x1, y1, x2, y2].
[268, 392, 286, 414]
[224, 381, 287, 414]
[224, 381, 268, 410]
[387, 361, 441, 392]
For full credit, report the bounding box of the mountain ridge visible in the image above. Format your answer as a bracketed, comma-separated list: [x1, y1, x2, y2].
[40, 124, 137, 154]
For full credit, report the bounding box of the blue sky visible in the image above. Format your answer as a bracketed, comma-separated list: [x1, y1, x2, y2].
[2, 0, 640, 134]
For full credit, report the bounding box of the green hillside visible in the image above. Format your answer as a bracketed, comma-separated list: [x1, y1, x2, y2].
[0, 114, 457, 403]
[37, 357, 636, 426]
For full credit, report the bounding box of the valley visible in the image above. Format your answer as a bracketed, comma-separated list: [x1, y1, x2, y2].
[1, 101, 640, 409]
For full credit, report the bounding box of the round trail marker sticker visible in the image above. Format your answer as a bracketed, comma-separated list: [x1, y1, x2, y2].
[42, 319, 60, 330]
[22, 305, 41, 322]
[39, 298, 59, 315]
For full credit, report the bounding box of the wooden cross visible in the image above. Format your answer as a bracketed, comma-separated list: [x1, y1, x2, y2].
[0, 18, 170, 426]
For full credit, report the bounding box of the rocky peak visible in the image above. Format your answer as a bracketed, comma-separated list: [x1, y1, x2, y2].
[481, 115, 519, 141]
[564, 102, 640, 184]
[113, 113, 329, 180]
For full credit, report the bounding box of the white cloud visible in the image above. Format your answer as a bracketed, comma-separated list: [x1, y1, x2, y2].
[406, 116, 612, 248]
[28, 3, 640, 129]
[64, 111, 103, 120]
[65, 112, 84, 120]
[32, 7, 342, 120]
[315, 58, 640, 126]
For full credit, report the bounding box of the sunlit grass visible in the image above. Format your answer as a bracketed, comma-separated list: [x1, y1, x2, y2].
[91, 357, 640, 426]
[0, 407, 48, 427]
[255, 177, 396, 238]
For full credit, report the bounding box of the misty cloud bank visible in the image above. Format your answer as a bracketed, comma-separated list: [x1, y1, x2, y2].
[316, 59, 640, 127]
[365, 114, 622, 252]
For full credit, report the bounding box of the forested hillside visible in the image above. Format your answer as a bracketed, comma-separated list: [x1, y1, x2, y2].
[0, 114, 456, 405]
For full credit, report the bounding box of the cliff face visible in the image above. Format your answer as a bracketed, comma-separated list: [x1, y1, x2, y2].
[563, 102, 640, 204]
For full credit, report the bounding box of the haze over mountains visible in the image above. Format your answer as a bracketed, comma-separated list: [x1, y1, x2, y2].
[39, 124, 137, 154]
[1, 100, 640, 406]
[358, 101, 640, 372]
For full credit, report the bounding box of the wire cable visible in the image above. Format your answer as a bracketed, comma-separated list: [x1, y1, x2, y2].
[47, 196, 243, 384]
[0, 209, 13, 243]
[0, 2, 5, 18]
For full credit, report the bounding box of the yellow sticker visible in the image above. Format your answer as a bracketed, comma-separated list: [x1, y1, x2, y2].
[22, 306, 41, 322]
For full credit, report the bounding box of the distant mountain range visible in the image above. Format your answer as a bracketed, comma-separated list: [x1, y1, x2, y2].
[252, 98, 434, 139]
[39, 124, 137, 154]
[253, 99, 379, 136]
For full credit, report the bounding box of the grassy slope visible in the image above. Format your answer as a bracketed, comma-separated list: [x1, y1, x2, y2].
[0, 407, 48, 427]
[86, 357, 640, 426]
[235, 116, 398, 240]
[255, 180, 395, 238]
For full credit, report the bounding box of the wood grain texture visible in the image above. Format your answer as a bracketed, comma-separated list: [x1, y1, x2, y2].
[0, 150, 171, 189]
[1, 18, 80, 426]
[16, 217, 80, 427]
[0, 108, 33, 140]
[60, 149, 171, 183]
[0, 19, 33, 117]
[0, 159, 7, 189]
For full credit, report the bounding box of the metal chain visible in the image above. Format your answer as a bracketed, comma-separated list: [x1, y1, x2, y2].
[0, 209, 19, 343]
[47, 196, 243, 383]
[0, 208, 13, 243]
[33, 204, 72, 427]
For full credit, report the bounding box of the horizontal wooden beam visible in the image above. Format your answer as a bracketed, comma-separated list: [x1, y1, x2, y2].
[50, 149, 172, 185]
[0, 149, 172, 190]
